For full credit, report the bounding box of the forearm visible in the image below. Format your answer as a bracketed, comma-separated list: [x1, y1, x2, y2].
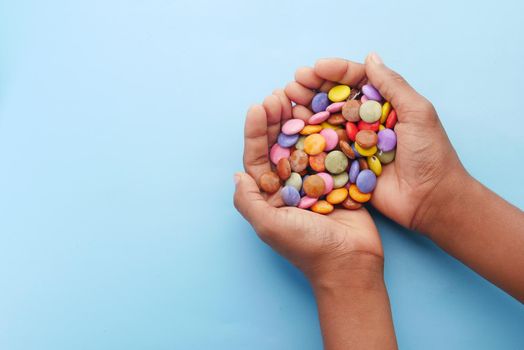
[419, 171, 524, 302]
[310, 254, 397, 350]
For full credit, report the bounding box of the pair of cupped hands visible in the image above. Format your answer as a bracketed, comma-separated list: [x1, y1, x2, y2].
[234, 53, 466, 288]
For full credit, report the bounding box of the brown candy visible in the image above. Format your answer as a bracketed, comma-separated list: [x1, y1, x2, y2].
[339, 140, 355, 159]
[327, 113, 346, 126]
[341, 196, 362, 210]
[259, 171, 280, 194]
[289, 149, 309, 172]
[355, 130, 378, 148]
[309, 152, 327, 172]
[342, 100, 361, 122]
[335, 128, 349, 143]
[303, 174, 325, 198]
[358, 158, 369, 170]
[348, 87, 361, 100]
[276, 158, 291, 180]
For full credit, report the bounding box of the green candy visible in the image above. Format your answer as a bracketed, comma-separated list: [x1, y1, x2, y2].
[332, 172, 349, 188]
[359, 100, 382, 123]
[325, 150, 349, 175]
[376, 149, 396, 164]
[295, 136, 306, 151]
[285, 172, 302, 192]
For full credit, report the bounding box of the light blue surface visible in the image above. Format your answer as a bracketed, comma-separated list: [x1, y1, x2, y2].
[0, 0, 523, 349]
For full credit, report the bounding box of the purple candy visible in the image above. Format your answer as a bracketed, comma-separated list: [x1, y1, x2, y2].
[351, 144, 362, 158]
[277, 132, 299, 148]
[356, 169, 377, 194]
[349, 160, 360, 183]
[377, 129, 397, 152]
[311, 92, 330, 113]
[281, 186, 301, 207]
[362, 84, 382, 101]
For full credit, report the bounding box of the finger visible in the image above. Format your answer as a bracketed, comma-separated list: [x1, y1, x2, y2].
[234, 172, 278, 232]
[243, 104, 271, 181]
[292, 105, 313, 122]
[285, 81, 315, 106]
[295, 66, 324, 90]
[272, 88, 292, 121]
[314, 58, 366, 86]
[364, 53, 429, 121]
[263, 94, 283, 147]
[319, 80, 337, 93]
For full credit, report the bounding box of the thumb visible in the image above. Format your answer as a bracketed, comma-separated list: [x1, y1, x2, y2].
[364, 53, 427, 121]
[233, 172, 276, 232]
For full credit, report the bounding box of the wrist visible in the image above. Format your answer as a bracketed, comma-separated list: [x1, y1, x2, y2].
[308, 252, 385, 293]
[412, 165, 475, 237]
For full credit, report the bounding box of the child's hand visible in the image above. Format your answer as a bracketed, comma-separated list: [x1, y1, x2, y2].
[287, 54, 467, 233]
[234, 90, 383, 287]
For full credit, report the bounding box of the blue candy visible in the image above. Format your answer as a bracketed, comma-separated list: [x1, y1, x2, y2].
[356, 169, 377, 194]
[277, 132, 299, 148]
[281, 186, 301, 207]
[349, 160, 360, 184]
[311, 92, 330, 113]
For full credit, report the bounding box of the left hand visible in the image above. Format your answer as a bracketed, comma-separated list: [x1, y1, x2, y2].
[234, 89, 384, 286]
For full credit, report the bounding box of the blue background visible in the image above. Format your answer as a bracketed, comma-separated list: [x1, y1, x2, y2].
[0, 0, 523, 349]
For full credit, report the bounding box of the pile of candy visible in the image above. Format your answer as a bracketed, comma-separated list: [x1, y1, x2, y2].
[259, 83, 397, 214]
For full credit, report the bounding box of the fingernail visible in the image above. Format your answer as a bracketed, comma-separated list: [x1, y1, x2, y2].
[233, 173, 241, 185]
[369, 52, 383, 65]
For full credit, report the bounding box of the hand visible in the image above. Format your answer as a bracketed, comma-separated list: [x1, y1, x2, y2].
[233, 89, 383, 287]
[286, 54, 469, 233]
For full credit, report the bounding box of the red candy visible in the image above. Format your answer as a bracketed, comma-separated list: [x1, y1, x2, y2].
[345, 122, 358, 141]
[357, 120, 380, 132]
[385, 109, 397, 129]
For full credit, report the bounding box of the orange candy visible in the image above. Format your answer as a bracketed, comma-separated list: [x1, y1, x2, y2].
[348, 184, 372, 203]
[311, 200, 334, 214]
[300, 125, 322, 135]
[326, 188, 348, 205]
[309, 152, 327, 172]
[303, 134, 326, 155]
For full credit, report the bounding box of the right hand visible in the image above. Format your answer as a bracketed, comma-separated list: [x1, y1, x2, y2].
[286, 53, 469, 232]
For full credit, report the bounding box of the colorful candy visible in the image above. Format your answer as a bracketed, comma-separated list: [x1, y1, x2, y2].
[281, 186, 301, 207]
[255, 83, 398, 214]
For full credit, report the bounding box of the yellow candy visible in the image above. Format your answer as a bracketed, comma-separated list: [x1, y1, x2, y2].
[311, 200, 334, 214]
[326, 188, 348, 205]
[349, 184, 372, 203]
[320, 122, 341, 130]
[300, 125, 323, 135]
[367, 156, 382, 176]
[303, 134, 326, 155]
[354, 143, 377, 157]
[328, 85, 351, 102]
[379, 124, 386, 131]
[380, 101, 391, 124]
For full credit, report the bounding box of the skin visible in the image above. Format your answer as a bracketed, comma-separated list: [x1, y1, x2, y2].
[234, 53, 524, 348]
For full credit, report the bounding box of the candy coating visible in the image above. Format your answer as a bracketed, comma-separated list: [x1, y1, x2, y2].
[281, 119, 305, 135]
[359, 100, 382, 123]
[281, 186, 301, 207]
[311, 200, 334, 214]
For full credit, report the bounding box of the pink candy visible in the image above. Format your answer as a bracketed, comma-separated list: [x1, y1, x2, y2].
[317, 172, 334, 195]
[298, 196, 318, 209]
[270, 143, 290, 165]
[326, 102, 345, 113]
[308, 111, 330, 125]
[281, 119, 305, 135]
[320, 128, 338, 151]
